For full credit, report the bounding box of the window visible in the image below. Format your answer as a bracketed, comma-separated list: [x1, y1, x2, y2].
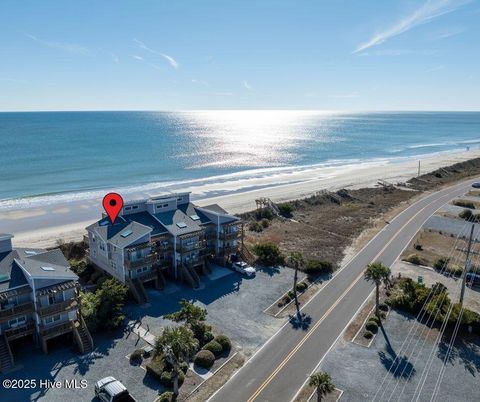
[125, 206, 132, 211]
[190, 214, 200, 221]
[176, 222, 187, 228]
[163, 203, 169, 208]
[132, 205, 139, 210]
[120, 229, 133, 238]
[41, 266, 55, 272]
[99, 242, 105, 251]
[9, 316, 26, 328]
[45, 314, 61, 324]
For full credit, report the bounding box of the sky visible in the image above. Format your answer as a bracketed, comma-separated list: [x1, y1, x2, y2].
[0, 0, 479, 111]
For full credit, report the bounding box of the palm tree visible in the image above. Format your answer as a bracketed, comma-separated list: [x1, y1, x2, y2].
[364, 262, 391, 317]
[155, 326, 197, 396]
[289, 252, 304, 320]
[309, 371, 335, 402]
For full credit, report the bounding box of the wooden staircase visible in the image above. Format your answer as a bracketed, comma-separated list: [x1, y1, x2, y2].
[127, 278, 148, 304]
[0, 335, 14, 372]
[239, 246, 256, 266]
[179, 263, 200, 289]
[73, 315, 94, 354]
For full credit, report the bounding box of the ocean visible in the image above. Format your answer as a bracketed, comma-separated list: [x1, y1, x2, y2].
[0, 111, 479, 210]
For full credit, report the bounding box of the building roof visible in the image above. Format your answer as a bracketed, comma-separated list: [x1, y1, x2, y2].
[123, 211, 168, 236]
[15, 248, 78, 280]
[154, 209, 203, 236]
[0, 250, 29, 292]
[0, 247, 76, 293]
[0, 233, 13, 241]
[178, 203, 213, 225]
[87, 217, 153, 248]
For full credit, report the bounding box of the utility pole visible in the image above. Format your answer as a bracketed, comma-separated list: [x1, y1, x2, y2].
[460, 224, 475, 306]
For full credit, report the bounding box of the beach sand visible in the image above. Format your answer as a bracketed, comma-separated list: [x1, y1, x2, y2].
[4, 150, 480, 249]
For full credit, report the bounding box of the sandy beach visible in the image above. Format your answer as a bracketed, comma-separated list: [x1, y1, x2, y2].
[3, 149, 480, 249]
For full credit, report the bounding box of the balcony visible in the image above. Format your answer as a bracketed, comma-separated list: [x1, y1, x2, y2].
[5, 321, 35, 341]
[178, 241, 206, 253]
[136, 269, 158, 283]
[124, 254, 156, 269]
[205, 232, 217, 240]
[39, 321, 74, 340]
[37, 299, 78, 317]
[222, 231, 240, 240]
[0, 301, 34, 323]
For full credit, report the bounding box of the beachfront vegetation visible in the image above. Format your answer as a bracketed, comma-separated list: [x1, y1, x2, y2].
[364, 262, 391, 318]
[55, 239, 87, 260]
[309, 371, 335, 402]
[214, 335, 232, 352]
[194, 350, 215, 369]
[202, 340, 223, 357]
[458, 208, 480, 222]
[278, 202, 294, 218]
[404, 253, 422, 265]
[386, 278, 480, 328]
[453, 200, 476, 209]
[164, 299, 207, 325]
[156, 391, 174, 402]
[252, 242, 284, 265]
[154, 326, 197, 395]
[81, 278, 128, 332]
[255, 208, 274, 221]
[433, 256, 450, 271]
[303, 259, 334, 276]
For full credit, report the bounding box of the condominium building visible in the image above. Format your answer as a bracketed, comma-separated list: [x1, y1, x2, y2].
[86, 193, 244, 302]
[0, 234, 93, 372]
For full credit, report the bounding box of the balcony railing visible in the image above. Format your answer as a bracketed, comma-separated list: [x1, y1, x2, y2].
[5, 321, 35, 340]
[178, 241, 206, 253]
[0, 301, 34, 323]
[136, 269, 158, 282]
[124, 254, 156, 269]
[222, 231, 240, 240]
[37, 299, 78, 317]
[39, 321, 74, 339]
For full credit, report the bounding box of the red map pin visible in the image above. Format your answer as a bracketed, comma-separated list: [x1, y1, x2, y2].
[102, 192, 124, 224]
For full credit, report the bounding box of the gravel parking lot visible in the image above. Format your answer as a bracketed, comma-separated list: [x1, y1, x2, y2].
[320, 311, 480, 402]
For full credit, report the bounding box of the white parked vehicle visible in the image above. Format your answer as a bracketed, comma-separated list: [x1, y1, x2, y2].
[95, 377, 138, 402]
[472, 182, 480, 188]
[233, 261, 256, 277]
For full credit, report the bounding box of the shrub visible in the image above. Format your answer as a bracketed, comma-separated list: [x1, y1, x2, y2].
[179, 361, 189, 374]
[365, 321, 378, 333]
[278, 203, 294, 218]
[363, 331, 373, 339]
[296, 282, 308, 292]
[202, 340, 223, 357]
[252, 243, 284, 265]
[69, 259, 89, 276]
[190, 321, 213, 346]
[446, 264, 463, 276]
[404, 254, 421, 265]
[368, 316, 381, 325]
[157, 391, 174, 402]
[282, 295, 291, 304]
[459, 209, 475, 221]
[453, 200, 475, 209]
[304, 260, 334, 275]
[214, 335, 232, 352]
[255, 208, 273, 220]
[194, 350, 215, 369]
[249, 221, 263, 232]
[379, 303, 389, 312]
[379, 311, 387, 320]
[130, 349, 143, 362]
[414, 243, 423, 251]
[160, 370, 185, 388]
[433, 257, 450, 271]
[261, 218, 270, 228]
[146, 355, 166, 380]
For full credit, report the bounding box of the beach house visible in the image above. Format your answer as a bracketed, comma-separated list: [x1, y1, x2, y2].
[0, 234, 93, 372]
[85, 192, 244, 302]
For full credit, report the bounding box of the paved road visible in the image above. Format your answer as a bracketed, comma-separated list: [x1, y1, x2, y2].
[209, 178, 478, 402]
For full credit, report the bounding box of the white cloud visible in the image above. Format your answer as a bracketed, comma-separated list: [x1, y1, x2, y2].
[26, 33, 89, 55]
[132, 55, 144, 61]
[111, 53, 120, 63]
[133, 38, 179, 69]
[243, 80, 253, 91]
[353, 0, 470, 53]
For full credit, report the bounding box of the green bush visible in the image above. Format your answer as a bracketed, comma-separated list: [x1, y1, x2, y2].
[160, 370, 185, 388]
[157, 391, 174, 402]
[368, 316, 381, 325]
[146, 356, 166, 380]
[404, 254, 421, 265]
[130, 349, 143, 362]
[194, 350, 215, 369]
[453, 200, 475, 209]
[214, 335, 232, 352]
[365, 321, 378, 333]
[459, 209, 477, 222]
[252, 243, 284, 265]
[363, 331, 373, 339]
[379, 303, 389, 312]
[304, 260, 334, 275]
[249, 221, 263, 232]
[69, 259, 89, 276]
[179, 361, 189, 374]
[414, 243, 423, 251]
[296, 282, 308, 292]
[255, 208, 273, 220]
[202, 340, 223, 357]
[190, 321, 213, 346]
[278, 203, 294, 218]
[261, 218, 270, 228]
[433, 257, 450, 271]
[446, 264, 463, 276]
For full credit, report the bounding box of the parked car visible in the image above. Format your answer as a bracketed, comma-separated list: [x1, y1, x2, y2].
[472, 182, 480, 188]
[95, 377, 138, 402]
[233, 261, 256, 277]
[466, 273, 480, 287]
